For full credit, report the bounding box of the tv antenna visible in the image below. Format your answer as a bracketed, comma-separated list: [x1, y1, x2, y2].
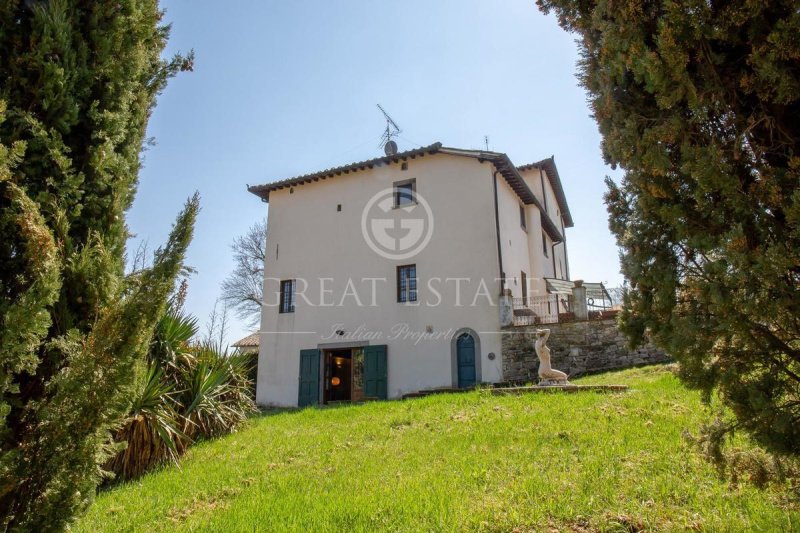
[377, 104, 401, 155]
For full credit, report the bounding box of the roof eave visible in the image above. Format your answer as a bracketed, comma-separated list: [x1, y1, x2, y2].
[247, 144, 568, 243]
[248, 142, 444, 203]
[475, 152, 564, 243]
[517, 158, 574, 228]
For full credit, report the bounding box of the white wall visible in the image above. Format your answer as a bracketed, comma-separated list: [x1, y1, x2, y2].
[519, 166, 570, 282]
[257, 153, 507, 406]
[495, 175, 531, 300]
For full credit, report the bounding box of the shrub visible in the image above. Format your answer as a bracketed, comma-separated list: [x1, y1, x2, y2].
[106, 306, 256, 481]
[0, 2, 194, 527]
[106, 366, 183, 480]
[179, 347, 255, 443]
[537, 0, 800, 461]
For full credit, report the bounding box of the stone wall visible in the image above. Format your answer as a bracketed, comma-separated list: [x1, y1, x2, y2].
[501, 318, 670, 383]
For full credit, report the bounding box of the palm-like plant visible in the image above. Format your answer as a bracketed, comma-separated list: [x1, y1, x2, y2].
[107, 305, 256, 480]
[151, 306, 199, 373]
[180, 347, 255, 443]
[106, 366, 184, 479]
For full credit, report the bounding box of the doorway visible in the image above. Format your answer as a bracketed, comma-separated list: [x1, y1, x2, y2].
[323, 347, 371, 403]
[324, 349, 353, 403]
[300, 344, 386, 406]
[456, 333, 477, 388]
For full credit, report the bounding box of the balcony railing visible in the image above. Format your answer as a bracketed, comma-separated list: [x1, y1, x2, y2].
[586, 285, 616, 311]
[512, 294, 574, 326]
[512, 291, 620, 326]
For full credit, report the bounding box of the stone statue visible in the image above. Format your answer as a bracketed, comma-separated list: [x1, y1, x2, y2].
[534, 329, 569, 386]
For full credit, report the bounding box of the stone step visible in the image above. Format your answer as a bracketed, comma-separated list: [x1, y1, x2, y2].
[402, 387, 465, 400]
[491, 384, 629, 395]
[402, 383, 629, 400]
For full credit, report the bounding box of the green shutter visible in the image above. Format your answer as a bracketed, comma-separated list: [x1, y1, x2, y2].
[298, 349, 320, 407]
[363, 345, 388, 400]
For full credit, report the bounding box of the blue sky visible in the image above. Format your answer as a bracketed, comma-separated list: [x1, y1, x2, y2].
[131, 0, 624, 345]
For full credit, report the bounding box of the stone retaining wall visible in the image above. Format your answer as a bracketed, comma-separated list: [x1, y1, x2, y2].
[501, 318, 670, 382]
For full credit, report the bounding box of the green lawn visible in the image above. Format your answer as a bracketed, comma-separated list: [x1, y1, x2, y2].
[76, 366, 798, 532]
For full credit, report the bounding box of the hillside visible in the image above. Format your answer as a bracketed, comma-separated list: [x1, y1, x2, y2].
[76, 366, 798, 531]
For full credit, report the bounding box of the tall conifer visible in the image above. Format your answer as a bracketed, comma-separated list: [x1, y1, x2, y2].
[0, 1, 195, 528]
[537, 0, 799, 455]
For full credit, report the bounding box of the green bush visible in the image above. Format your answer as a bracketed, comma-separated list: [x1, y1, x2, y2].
[536, 0, 800, 461]
[106, 306, 256, 481]
[0, 2, 195, 527]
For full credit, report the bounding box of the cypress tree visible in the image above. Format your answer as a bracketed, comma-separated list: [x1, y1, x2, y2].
[0, 1, 195, 528]
[536, 1, 800, 456]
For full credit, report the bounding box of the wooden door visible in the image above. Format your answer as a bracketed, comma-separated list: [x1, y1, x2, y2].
[363, 345, 388, 400]
[457, 334, 476, 388]
[298, 349, 320, 407]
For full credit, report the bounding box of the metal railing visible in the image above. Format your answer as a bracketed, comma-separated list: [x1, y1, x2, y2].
[587, 285, 622, 321]
[586, 287, 611, 310]
[604, 286, 625, 307]
[512, 294, 574, 326]
[511, 288, 623, 326]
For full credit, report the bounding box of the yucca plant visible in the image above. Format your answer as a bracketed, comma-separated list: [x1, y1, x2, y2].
[220, 351, 258, 415]
[106, 366, 184, 480]
[151, 305, 199, 374]
[106, 304, 256, 481]
[179, 347, 255, 443]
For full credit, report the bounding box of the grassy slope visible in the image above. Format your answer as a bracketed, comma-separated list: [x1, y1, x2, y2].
[76, 366, 798, 532]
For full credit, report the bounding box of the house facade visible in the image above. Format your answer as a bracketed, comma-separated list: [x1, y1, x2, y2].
[248, 142, 573, 407]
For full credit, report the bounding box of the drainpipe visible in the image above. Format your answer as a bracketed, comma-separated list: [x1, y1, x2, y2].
[492, 170, 504, 295]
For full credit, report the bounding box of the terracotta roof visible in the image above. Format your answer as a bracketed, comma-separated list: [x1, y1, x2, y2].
[517, 157, 574, 228]
[232, 332, 259, 348]
[248, 143, 568, 241]
[248, 143, 443, 202]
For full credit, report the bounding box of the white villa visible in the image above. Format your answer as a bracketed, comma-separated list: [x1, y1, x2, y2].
[248, 142, 573, 407]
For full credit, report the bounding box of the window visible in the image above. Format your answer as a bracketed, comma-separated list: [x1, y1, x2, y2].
[397, 264, 417, 302]
[521, 271, 528, 306]
[519, 204, 526, 230]
[394, 179, 416, 207]
[542, 232, 549, 257]
[279, 279, 295, 313]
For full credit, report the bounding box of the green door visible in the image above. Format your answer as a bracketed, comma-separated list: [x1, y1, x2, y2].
[457, 333, 476, 388]
[298, 349, 320, 407]
[363, 345, 388, 400]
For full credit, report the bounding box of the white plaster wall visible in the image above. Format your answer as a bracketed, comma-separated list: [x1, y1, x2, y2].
[542, 232, 556, 279]
[520, 168, 546, 213]
[542, 170, 560, 223]
[525, 204, 548, 295]
[256, 154, 507, 407]
[519, 166, 570, 282]
[552, 236, 568, 280]
[495, 176, 532, 300]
